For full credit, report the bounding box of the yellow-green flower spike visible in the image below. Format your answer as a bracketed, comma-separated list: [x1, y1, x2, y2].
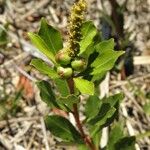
[68, 0, 87, 57]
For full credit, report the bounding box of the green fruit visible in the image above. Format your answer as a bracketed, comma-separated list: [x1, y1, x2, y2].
[55, 50, 71, 65]
[71, 58, 87, 71]
[57, 66, 73, 78]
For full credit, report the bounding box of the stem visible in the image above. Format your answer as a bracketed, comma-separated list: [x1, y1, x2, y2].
[108, 0, 124, 39]
[73, 104, 96, 150]
[73, 104, 85, 137]
[67, 78, 96, 150]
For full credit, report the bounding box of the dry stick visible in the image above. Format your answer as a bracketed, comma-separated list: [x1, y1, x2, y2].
[0, 134, 12, 150]
[40, 117, 50, 150]
[26, 130, 37, 150]
[15, 65, 37, 82]
[121, 103, 140, 150]
[67, 78, 96, 150]
[5, 115, 14, 136]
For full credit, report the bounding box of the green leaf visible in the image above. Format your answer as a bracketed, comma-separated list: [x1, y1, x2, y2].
[114, 136, 136, 150]
[104, 93, 124, 107]
[28, 32, 56, 63]
[45, 115, 83, 143]
[143, 102, 150, 115]
[90, 38, 124, 75]
[0, 25, 8, 46]
[85, 95, 102, 119]
[80, 42, 95, 58]
[87, 102, 116, 136]
[97, 94, 123, 128]
[31, 58, 59, 79]
[107, 121, 135, 150]
[36, 80, 59, 108]
[102, 93, 124, 127]
[54, 78, 70, 97]
[107, 122, 124, 150]
[80, 32, 102, 58]
[90, 107, 116, 137]
[57, 95, 79, 110]
[91, 71, 106, 82]
[38, 18, 63, 55]
[96, 38, 115, 53]
[92, 131, 101, 150]
[87, 103, 116, 125]
[85, 97, 102, 149]
[73, 78, 94, 95]
[79, 21, 97, 55]
[86, 93, 123, 134]
[91, 50, 124, 75]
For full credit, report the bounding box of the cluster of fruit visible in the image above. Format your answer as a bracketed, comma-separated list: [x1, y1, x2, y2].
[55, 49, 87, 79]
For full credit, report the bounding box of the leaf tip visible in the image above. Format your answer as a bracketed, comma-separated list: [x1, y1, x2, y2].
[40, 17, 47, 24]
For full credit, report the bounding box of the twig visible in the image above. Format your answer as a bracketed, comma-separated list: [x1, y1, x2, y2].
[6, 117, 14, 136]
[0, 134, 12, 150]
[26, 130, 36, 150]
[121, 86, 144, 113]
[40, 117, 50, 150]
[15, 65, 37, 82]
[121, 103, 140, 150]
[11, 122, 32, 143]
[48, 6, 59, 23]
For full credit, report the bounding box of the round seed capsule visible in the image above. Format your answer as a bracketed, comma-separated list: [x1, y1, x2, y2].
[55, 50, 71, 65]
[57, 66, 73, 79]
